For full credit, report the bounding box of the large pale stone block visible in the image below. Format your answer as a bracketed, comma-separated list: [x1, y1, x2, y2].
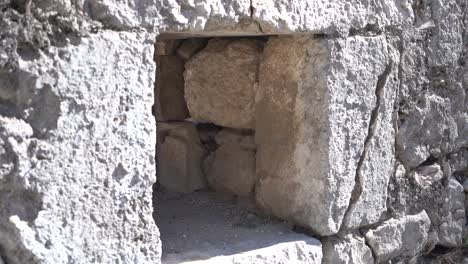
[157, 122, 207, 193]
[0, 31, 160, 263]
[204, 128, 256, 197]
[184, 38, 263, 129]
[255, 35, 395, 236]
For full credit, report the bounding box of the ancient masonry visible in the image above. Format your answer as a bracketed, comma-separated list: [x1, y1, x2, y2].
[0, 1, 467, 264]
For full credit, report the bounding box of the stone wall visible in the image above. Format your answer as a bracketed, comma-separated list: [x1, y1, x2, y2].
[0, 0, 466, 263]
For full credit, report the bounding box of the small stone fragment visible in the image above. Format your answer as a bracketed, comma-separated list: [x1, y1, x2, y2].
[364, 211, 431, 262]
[154, 56, 189, 121]
[204, 128, 256, 197]
[322, 233, 374, 264]
[184, 38, 263, 129]
[157, 122, 207, 193]
[409, 164, 444, 189]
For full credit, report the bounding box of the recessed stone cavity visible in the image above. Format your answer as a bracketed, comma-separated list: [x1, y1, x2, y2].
[154, 34, 396, 261]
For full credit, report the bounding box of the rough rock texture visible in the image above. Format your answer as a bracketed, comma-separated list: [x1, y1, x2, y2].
[255, 35, 396, 236]
[0, 31, 160, 263]
[0, 0, 467, 263]
[322, 233, 374, 264]
[204, 129, 256, 197]
[156, 122, 207, 193]
[388, 164, 467, 251]
[184, 38, 263, 129]
[364, 211, 431, 263]
[436, 177, 466, 247]
[154, 56, 189, 121]
[252, 0, 414, 35]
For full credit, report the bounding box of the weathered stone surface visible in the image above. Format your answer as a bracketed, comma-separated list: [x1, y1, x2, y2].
[255, 35, 395, 236]
[154, 55, 189, 121]
[428, 0, 463, 67]
[322, 233, 374, 264]
[157, 0, 252, 33]
[252, 0, 414, 35]
[0, 0, 466, 263]
[409, 165, 444, 189]
[184, 38, 263, 129]
[388, 163, 466, 250]
[0, 31, 160, 263]
[341, 44, 399, 230]
[396, 92, 461, 169]
[364, 211, 431, 263]
[204, 129, 256, 197]
[437, 178, 465, 247]
[157, 122, 207, 193]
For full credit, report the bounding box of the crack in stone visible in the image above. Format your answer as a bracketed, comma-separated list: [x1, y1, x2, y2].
[360, 229, 378, 263]
[340, 61, 393, 231]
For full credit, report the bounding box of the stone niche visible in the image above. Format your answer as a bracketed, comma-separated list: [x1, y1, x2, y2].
[153, 33, 396, 262]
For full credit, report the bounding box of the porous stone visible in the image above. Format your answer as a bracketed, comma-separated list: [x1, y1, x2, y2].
[252, 0, 414, 35]
[255, 35, 396, 236]
[322, 233, 374, 264]
[364, 211, 431, 263]
[409, 165, 444, 189]
[154, 55, 189, 121]
[157, 122, 207, 193]
[0, 31, 160, 263]
[437, 178, 465, 247]
[389, 162, 467, 251]
[184, 38, 263, 129]
[204, 128, 256, 197]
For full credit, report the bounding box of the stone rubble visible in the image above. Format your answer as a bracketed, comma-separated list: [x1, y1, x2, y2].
[364, 211, 431, 263]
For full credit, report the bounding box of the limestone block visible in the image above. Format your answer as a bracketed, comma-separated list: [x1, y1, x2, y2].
[255, 35, 396, 236]
[184, 38, 263, 129]
[0, 31, 160, 263]
[252, 0, 414, 35]
[157, 122, 207, 193]
[364, 211, 431, 263]
[204, 129, 256, 197]
[154, 56, 189, 121]
[322, 234, 374, 264]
